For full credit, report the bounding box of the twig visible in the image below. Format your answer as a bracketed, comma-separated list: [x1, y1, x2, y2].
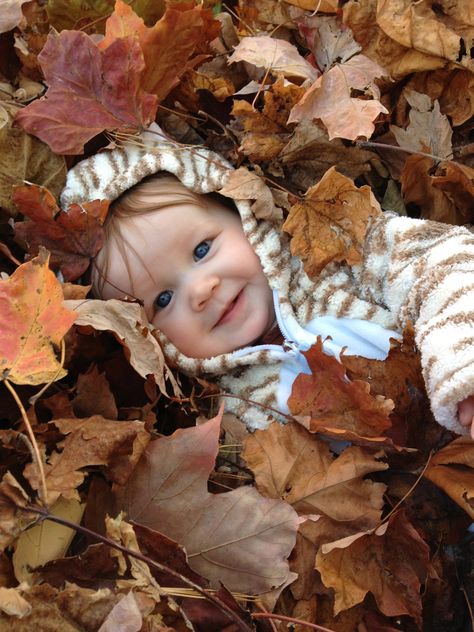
[4, 380, 49, 506]
[29, 339, 65, 405]
[252, 611, 336, 631]
[372, 450, 434, 531]
[21, 504, 253, 632]
[356, 140, 449, 164]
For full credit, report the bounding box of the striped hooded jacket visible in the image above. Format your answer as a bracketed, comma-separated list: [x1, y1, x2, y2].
[60, 130, 474, 435]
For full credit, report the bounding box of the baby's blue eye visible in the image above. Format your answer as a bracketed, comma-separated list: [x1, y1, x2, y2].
[154, 290, 173, 309]
[193, 240, 211, 260]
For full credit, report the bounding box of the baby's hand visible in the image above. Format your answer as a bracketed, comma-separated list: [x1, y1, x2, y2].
[458, 395, 474, 439]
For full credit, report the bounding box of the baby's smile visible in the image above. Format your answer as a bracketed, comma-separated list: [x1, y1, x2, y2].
[98, 196, 275, 358]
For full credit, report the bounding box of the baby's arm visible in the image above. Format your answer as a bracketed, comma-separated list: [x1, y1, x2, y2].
[458, 395, 474, 438]
[358, 215, 474, 435]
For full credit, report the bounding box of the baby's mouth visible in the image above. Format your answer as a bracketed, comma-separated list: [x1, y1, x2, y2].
[216, 291, 242, 327]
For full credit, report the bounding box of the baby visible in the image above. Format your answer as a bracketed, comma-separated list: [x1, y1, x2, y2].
[60, 137, 474, 438]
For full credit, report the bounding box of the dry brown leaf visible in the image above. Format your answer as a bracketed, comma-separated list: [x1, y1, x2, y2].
[115, 414, 300, 594]
[0, 108, 66, 215]
[297, 14, 361, 71]
[0, 587, 31, 617]
[242, 422, 388, 524]
[407, 67, 474, 126]
[376, 0, 474, 70]
[65, 298, 179, 397]
[288, 55, 388, 140]
[423, 437, 474, 519]
[219, 167, 282, 221]
[228, 35, 319, 81]
[98, 591, 142, 632]
[0, 473, 34, 553]
[284, 0, 338, 11]
[23, 416, 151, 505]
[343, 0, 446, 77]
[401, 155, 474, 224]
[73, 366, 118, 420]
[283, 167, 382, 277]
[390, 90, 452, 160]
[316, 511, 431, 623]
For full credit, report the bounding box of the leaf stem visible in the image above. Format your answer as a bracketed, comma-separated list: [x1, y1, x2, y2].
[21, 504, 254, 632]
[4, 379, 49, 506]
[251, 611, 336, 631]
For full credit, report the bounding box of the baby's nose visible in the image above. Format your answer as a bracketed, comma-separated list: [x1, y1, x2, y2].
[190, 275, 220, 311]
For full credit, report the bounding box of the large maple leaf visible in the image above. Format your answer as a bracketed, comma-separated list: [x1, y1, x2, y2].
[283, 167, 382, 278]
[115, 413, 300, 594]
[288, 338, 393, 442]
[15, 29, 157, 154]
[13, 183, 109, 282]
[316, 510, 431, 625]
[0, 249, 76, 385]
[100, 0, 216, 103]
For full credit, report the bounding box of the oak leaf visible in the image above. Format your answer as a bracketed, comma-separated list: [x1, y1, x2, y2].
[283, 167, 383, 278]
[115, 413, 300, 594]
[15, 30, 158, 154]
[242, 422, 387, 524]
[65, 298, 179, 397]
[0, 0, 29, 34]
[288, 55, 388, 140]
[23, 416, 150, 506]
[228, 35, 319, 82]
[13, 183, 109, 282]
[316, 511, 431, 624]
[288, 338, 393, 441]
[423, 437, 474, 519]
[101, 0, 217, 102]
[0, 107, 66, 215]
[0, 249, 76, 386]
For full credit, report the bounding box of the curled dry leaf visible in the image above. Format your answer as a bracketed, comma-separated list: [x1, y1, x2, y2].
[376, 0, 474, 70]
[219, 167, 282, 221]
[400, 156, 474, 224]
[287, 338, 393, 441]
[15, 29, 158, 154]
[283, 167, 383, 278]
[0, 0, 29, 34]
[13, 183, 109, 282]
[0, 473, 34, 553]
[0, 249, 76, 386]
[423, 437, 474, 519]
[115, 413, 300, 594]
[390, 90, 453, 160]
[316, 510, 431, 624]
[242, 421, 388, 525]
[288, 54, 388, 140]
[23, 416, 151, 506]
[229, 35, 319, 81]
[65, 298, 179, 397]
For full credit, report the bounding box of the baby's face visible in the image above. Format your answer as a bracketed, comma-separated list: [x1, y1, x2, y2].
[100, 198, 275, 358]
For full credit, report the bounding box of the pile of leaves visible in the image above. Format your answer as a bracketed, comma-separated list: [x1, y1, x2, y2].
[0, 0, 473, 630]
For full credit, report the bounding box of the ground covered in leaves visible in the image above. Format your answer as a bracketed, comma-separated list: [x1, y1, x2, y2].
[0, 0, 473, 631]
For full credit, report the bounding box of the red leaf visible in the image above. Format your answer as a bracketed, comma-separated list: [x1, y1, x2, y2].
[13, 183, 109, 282]
[15, 30, 157, 154]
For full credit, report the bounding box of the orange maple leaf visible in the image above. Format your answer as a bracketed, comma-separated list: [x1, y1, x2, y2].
[0, 249, 76, 386]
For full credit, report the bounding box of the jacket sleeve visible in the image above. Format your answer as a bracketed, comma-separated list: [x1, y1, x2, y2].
[356, 214, 474, 434]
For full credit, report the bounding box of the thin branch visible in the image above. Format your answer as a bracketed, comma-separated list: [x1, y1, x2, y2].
[29, 339, 66, 405]
[356, 140, 450, 164]
[22, 504, 253, 632]
[4, 380, 49, 506]
[252, 611, 336, 631]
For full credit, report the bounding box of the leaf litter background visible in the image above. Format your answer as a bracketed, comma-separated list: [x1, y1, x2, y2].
[0, 0, 473, 631]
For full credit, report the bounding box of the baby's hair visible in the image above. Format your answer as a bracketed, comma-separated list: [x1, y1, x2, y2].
[92, 173, 207, 299]
[92, 173, 236, 300]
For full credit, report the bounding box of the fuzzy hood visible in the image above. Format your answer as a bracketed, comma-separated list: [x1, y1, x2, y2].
[60, 128, 299, 377]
